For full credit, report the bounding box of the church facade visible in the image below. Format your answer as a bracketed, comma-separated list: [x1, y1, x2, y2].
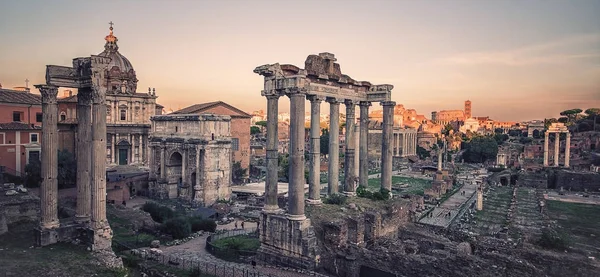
[57, 25, 163, 166]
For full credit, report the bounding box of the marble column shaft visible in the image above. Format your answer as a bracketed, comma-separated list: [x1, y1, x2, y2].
[307, 96, 322, 204]
[111, 134, 116, 164]
[75, 90, 92, 223]
[565, 133, 571, 167]
[543, 132, 549, 166]
[380, 101, 395, 191]
[554, 133, 560, 166]
[182, 147, 187, 186]
[37, 85, 60, 229]
[359, 102, 370, 188]
[91, 86, 108, 229]
[264, 95, 280, 212]
[328, 99, 340, 195]
[138, 135, 143, 164]
[344, 100, 357, 194]
[287, 92, 306, 220]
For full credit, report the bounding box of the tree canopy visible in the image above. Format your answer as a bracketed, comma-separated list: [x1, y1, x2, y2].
[250, 126, 261, 135]
[585, 108, 600, 117]
[320, 128, 329, 156]
[462, 136, 499, 163]
[255, 121, 267, 128]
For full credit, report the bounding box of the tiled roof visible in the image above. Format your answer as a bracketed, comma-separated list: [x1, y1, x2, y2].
[172, 101, 251, 118]
[0, 122, 41, 130]
[0, 89, 41, 105]
[58, 95, 78, 103]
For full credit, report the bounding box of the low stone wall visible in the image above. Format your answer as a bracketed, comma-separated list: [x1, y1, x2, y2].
[552, 170, 600, 192]
[0, 193, 39, 235]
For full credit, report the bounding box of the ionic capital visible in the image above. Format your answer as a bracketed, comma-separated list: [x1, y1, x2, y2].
[35, 85, 59, 104]
[265, 94, 280, 100]
[306, 95, 324, 103]
[344, 99, 359, 106]
[326, 97, 341, 105]
[381, 100, 396, 107]
[359, 101, 372, 107]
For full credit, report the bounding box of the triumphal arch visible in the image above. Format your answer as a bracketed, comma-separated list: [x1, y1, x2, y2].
[254, 52, 394, 269]
[34, 47, 119, 265]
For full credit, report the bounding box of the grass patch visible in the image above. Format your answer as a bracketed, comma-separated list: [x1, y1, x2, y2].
[368, 176, 432, 195]
[211, 235, 260, 252]
[546, 200, 600, 252]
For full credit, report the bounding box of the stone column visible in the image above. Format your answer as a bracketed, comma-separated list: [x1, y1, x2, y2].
[90, 86, 108, 229]
[131, 134, 135, 164]
[75, 90, 92, 223]
[36, 85, 60, 229]
[138, 135, 143, 165]
[307, 95, 323, 204]
[380, 101, 395, 192]
[565, 132, 571, 168]
[359, 102, 370, 188]
[403, 133, 408, 157]
[287, 91, 306, 220]
[182, 147, 187, 186]
[437, 148, 443, 171]
[264, 95, 280, 212]
[554, 133, 560, 166]
[328, 98, 340, 195]
[111, 134, 116, 164]
[194, 146, 202, 201]
[344, 100, 357, 195]
[160, 145, 166, 180]
[543, 132, 549, 166]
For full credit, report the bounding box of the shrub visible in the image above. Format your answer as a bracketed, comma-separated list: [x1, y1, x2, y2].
[142, 202, 176, 223]
[189, 216, 217, 233]
[356, 187, 390, 201]
[324, 193, 347, 205]
[537, 228, 569, 251]
[163, 217, 192, 239]
[356, 186, 372, 198]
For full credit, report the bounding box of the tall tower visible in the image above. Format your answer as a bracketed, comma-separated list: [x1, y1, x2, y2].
[464, 100, 472, 119]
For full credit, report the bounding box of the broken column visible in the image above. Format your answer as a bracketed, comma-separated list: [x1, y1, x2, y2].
[264, 94, 280, 212]
[359, 102, 370, 188]
[543, 132, 549, 166]
[344, 100, 357, 195]
[554, 133, 560, 166]
[287, 91, 306, 220]
[565, 132, 571, 168]
[380, 101, 395, 192]
[37, 85, 60, 230]
[328, 98, 340, 195]
[75, 90, 92, 224]
[307, 95, 322, 204]
[476, 186, 483, 211]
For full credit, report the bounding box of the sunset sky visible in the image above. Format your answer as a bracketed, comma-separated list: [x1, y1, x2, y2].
[0, 0, 598, 121]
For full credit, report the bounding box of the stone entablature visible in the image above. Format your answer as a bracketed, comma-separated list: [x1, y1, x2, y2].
[148, 114, 232, 206]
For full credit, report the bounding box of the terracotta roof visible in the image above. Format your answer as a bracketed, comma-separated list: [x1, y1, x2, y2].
[0, 122, 41, 130]
[0, 89, 41, 105]
[173, 101, 251, 118]
[155, 103, 164, 108]
[58, 94, 78, 103]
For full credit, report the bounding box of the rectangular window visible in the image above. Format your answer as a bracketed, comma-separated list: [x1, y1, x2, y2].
[30, 133, 38, 143]
[12, 111, 21, 122]
[232, 138, 240, 151]
[36, 113, 43, 122]
[120, 109, 126, 121]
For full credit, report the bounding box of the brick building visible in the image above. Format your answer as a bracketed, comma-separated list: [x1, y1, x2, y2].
[0, 88, 43, 174]
[172, 101, 251, 171]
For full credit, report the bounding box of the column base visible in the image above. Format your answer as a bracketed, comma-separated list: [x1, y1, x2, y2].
[263, 205, 284, 214]
[40, 220, 60, 230]
[74, 215, 91, 225]
[343, 191, 356, 197]
[306, 198, 322, 205]
[286, 213, 307, 221]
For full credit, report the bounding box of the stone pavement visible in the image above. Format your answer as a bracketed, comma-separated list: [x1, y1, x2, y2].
[419, 180, 478, 228]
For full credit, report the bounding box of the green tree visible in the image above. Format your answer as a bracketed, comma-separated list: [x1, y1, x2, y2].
[463, 136, 498, 163]
[24, 159, 42, 188]
[255, 121, 267, 128]
[559, 109, 583, 125]
[58, 150, 77, 189]
[584, 108, 600, 117]
[250, 126, 261, 135]
[493, 133, 509, 145]
[278, 154, 290, 181]
[320, 128, 329, 156]
[416, 146, 430, 159]
[232, 161, 247, 184]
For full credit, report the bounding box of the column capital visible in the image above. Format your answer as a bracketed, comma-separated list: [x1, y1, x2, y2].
[35, 85, 59, 104]
[326, 97, 342, 105]
[265, 94, 280, 100]
[306, 95, 324, 103]
[90, 86, 106, 104]
[284, 88, 305, 97]
[359, 101, 372, 107]
[381, 100, 396, 107]
[77, 90, 93, 106]
[344, 99, 359, 106]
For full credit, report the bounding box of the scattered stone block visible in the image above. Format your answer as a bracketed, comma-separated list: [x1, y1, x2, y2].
[150, 240, 160, 248]
[5, 190, 17, 196]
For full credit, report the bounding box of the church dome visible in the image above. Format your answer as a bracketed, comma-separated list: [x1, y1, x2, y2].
[99, 23, 138, 94]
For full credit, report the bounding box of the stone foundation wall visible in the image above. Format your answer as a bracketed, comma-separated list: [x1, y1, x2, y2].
[517, 171, 548, 188]
[553, 170, 600, 191]
[0, 194, 39, 229]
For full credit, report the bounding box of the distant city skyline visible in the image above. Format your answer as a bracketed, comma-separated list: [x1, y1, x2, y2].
[1, 0, 599, 122]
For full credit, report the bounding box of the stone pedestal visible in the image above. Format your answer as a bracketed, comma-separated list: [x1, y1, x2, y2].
[258, 212, 319, 270]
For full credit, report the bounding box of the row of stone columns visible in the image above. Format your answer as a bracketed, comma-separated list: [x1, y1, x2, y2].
[393, 131, 417, 157]
[109, 133, 146, 165]
[37, 85, 108, 230]
[263, 92, 395, 220]
[543, 132, 571, 167]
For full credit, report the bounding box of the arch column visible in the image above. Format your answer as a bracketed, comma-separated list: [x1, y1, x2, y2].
[36, 85, 60, 229]
[327, 98, 340, 195]
[380, 101, 395, 192]
[307, 95, 323, 204]
[75, 90, 92, 224]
